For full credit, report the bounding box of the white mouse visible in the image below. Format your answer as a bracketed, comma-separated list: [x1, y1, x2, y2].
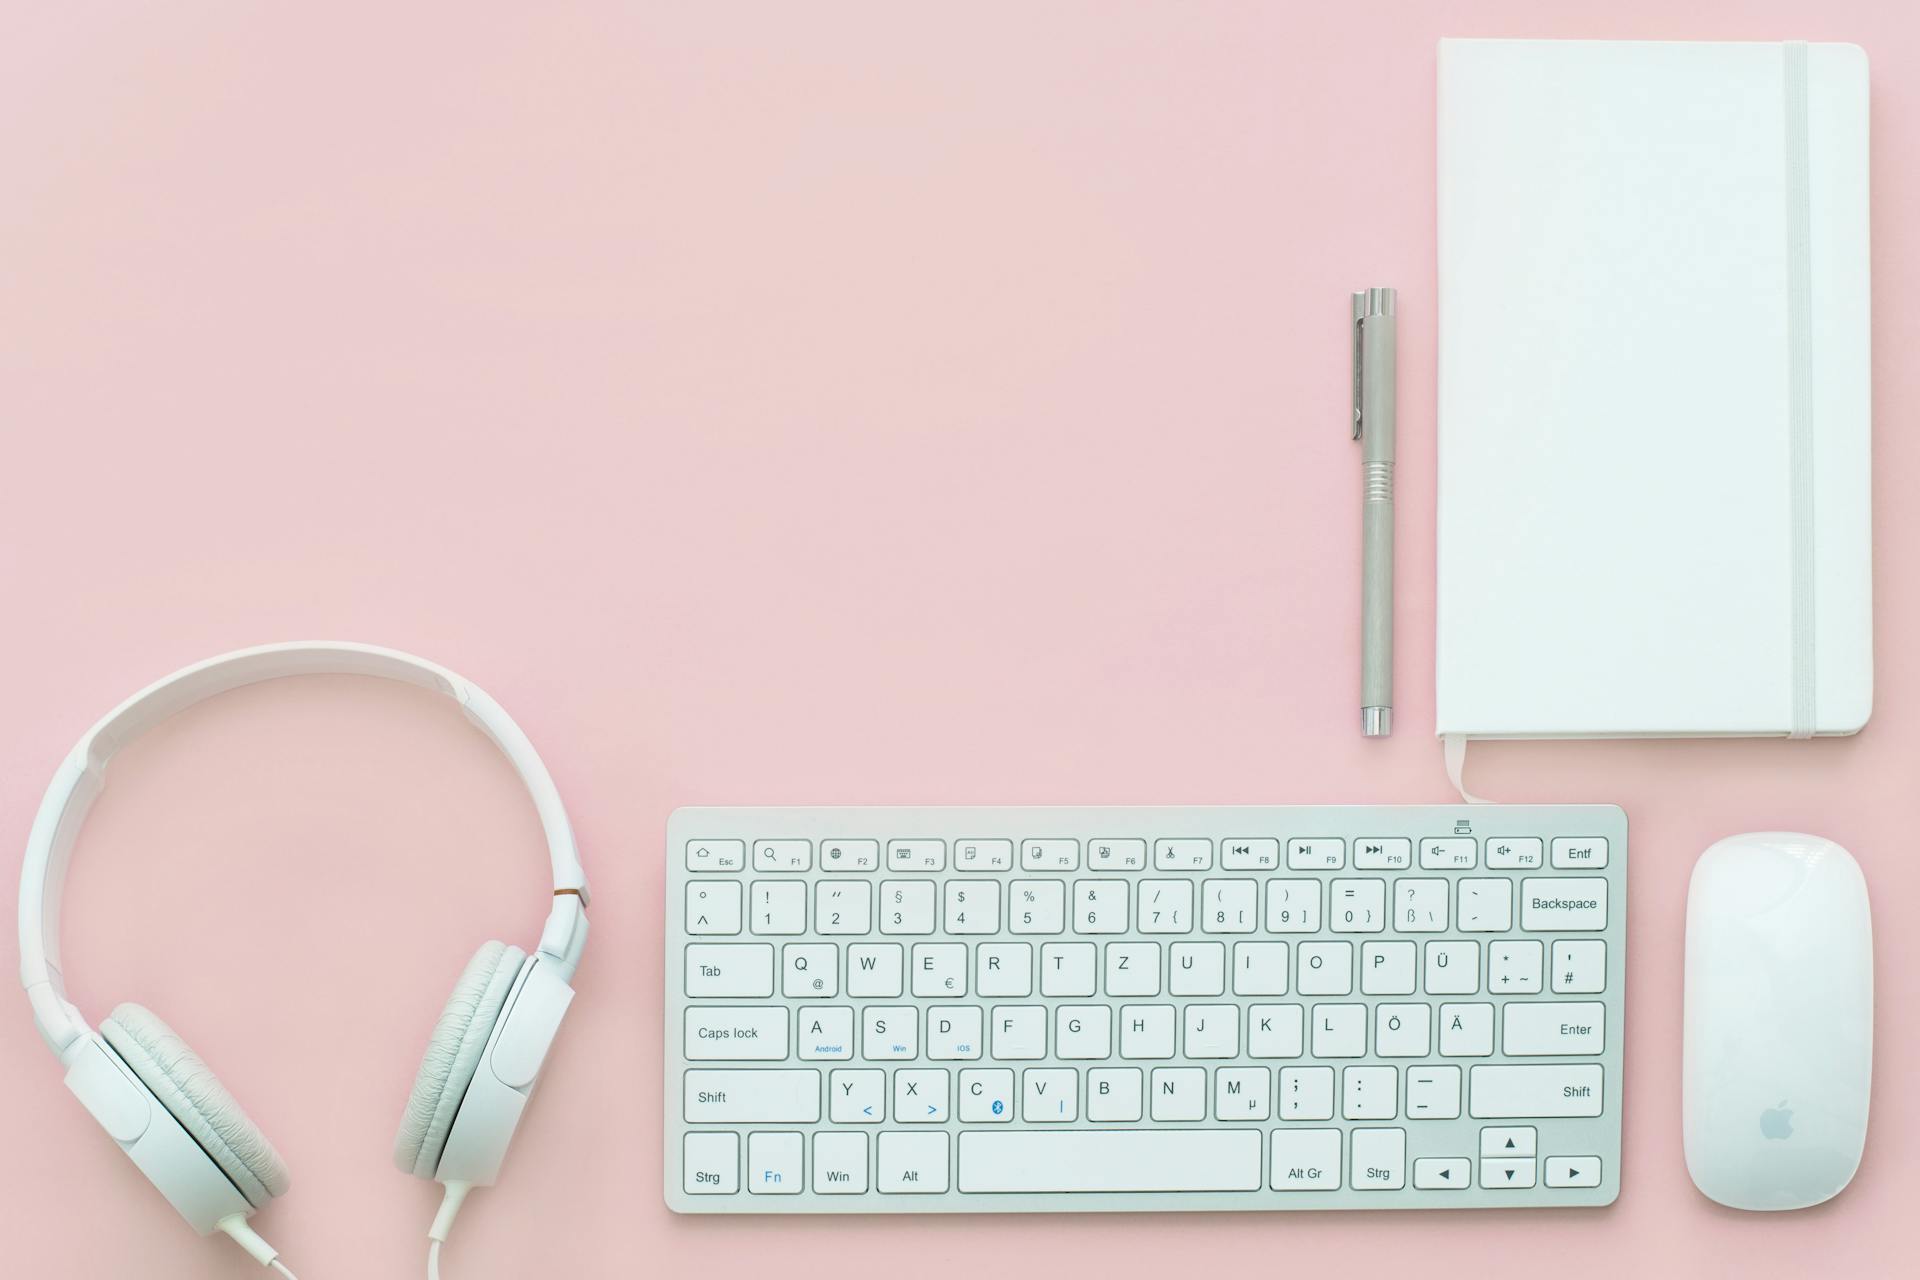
[1683, 832, 1872, 1210]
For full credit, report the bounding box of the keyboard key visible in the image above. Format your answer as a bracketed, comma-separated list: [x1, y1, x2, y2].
[1297, 941, 1353, 996]
[1008, 881, 1065, 934]
[1481, 1157, 1537, 1189]
[819, 839, 879, 871]
[878, 1132, 950, 1193]
[829, 1069, 885, 1123]
[1278, 1066, 1334, 1120]
[926, 1006, 983, 1060]
[887, 839, 945, 871]
[1544, 1155, 1604, 1188]
[1248, 1004, 1303, 1058]
[976, 942, 1033, 997]
[1393, 879, 1448, 933]
[1222, 837, 1281, 870]
[1155, 838, 1213, 870]
[1423, 940, 1479, 995]
[1414, 1156, 1471, 1189]
[1468, 1065, 1604, 1118]
[685, 1007, 788, 1061]
[1119, 1004, 1176, 1058]
[1087, 839, 1147, 870]
[749, 881, 807, 934]
[1023, 1068, 1078, 1121]
[847, 943, 903, 997]
[1456, 879, 1512, 932]
[955, 839, 1014, 872]
[1265, 880, 1322, 933]
[1330, 879, 1386, 933]
[1480, 1126, 1537, 1157]
[1486, 837, 1544, 869]
[815, 882, 871, 935]
[1351, 1128, 1406, 1190]
[961, 1130, 1262, 1193]
[1201, 879, 1259, 933]
[1215, 1067, 1271, 1120]
[1170, 942, 1225, 996]
[753, 839, 811, 872]
[1039, 942, 1096, 996]
[1360, 941, 1416, 995]
[1233, 942, 1289, 995]
[943, 882, 999, 934]
[684, 1070, 821, 1123]
[1138, 880, 1194, 933]
[1021, 838, 1078, 871]
[1183, 1004, 1238, 1058]
[1354, 838, 1412, 870]
[1311, 1003, 1365, 1057]
[1551, 837, 1609, 869]
[1406, 1065, 1461, 1119]
[1149, 1067, 1207, 1120]
[1373, 1003, 1430, 1056]
[1073, 880, 1129, 933]
[1342, 1065, 1397, 1119]
[747, 1132, 802, 1195]
[1104, 941, 1161, 996]
[878, 880, 937, 934]
[1551, 939, 1607, 994]
[1522, 877, 1608, 930]
[686, 882, 742, 935]
[1419, 837, 1476, 870]
[1087, 1067, 1143, 1121]
[991, 1006, 1046, 1059]
[796, 1006, 854, 1060]
[862, 1007, 918, 1059]
[684, 1132, 738, 1194]
[1489, 940, 1542, 993]
[1502, 1002, 1605, 1055]
[895, 1068, 950, 1122]
[1270, 1129, 1342, 1191]
[1439, 1002, 1494, 1057]
[684, 943, 774, 997]
[1055, 1006, 1112, 1059]
[812, 1132, 868, 1193]
[686, 840, 745, 872]
[958, 1068, 1014, 1121]
[1288, 838, 1344, 870]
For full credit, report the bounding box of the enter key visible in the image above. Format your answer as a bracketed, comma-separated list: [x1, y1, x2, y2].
[1502, 1002, 1605, 1055]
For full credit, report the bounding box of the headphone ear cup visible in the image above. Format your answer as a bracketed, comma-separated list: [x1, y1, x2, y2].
[99, 1003, 290, 1209]
[394, 940, 526, 1178]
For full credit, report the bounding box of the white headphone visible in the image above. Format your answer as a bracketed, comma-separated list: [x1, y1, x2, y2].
[17, 642, 590, 1278]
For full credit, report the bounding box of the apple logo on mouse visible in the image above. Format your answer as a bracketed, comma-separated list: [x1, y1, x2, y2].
[1759, 1100, 1794, 1141]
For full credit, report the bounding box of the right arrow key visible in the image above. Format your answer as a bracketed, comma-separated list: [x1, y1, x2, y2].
[1544, 1155, 1604, 1188]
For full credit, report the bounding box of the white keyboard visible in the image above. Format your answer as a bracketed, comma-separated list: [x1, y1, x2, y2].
[664, 806, 1625, 1213]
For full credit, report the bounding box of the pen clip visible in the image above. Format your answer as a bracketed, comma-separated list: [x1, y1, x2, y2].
[1350, 287, 1395, 441]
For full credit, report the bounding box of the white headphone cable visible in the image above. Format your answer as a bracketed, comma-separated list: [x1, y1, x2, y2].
[218, 1215, 299, 1277]
[427, 1180, 472, 1280]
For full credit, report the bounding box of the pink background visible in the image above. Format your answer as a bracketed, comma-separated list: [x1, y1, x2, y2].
[1, 2, 1911, 1276]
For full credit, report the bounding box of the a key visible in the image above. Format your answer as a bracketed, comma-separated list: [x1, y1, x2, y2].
[1551, 837, 1609, 869]
[958, 1068, 1014, 1122]
[1486, 837, 1544, 869]
[1215, 1066, 1271, 1120]
[1221, 838, 1280, 870]
[943, 881, 999, 934]
[1183, 1004, 1239, 1058]
[1502, 1002, 1605, 1055]
[1278, 1066, 1335, 1120]
[846, 943, 904, 997]
[1119, 1004, 1176, 1058]
[1021, 838, 1078, 871]
[683, 1070, 821, 1123]
[1522, 877, 1608, 930]
[1393, 879, 1449, 933]
[1104, 941, 1161, 996]
[954, 839, 1013, 872]
[877, 1132, 950, 1193]
[1297, 941, 1353, 996]
[886, 839, 945, 872]
[1269, 1129, 1341, 1190]
[686, 840, 745, 872]
[1087, 1067, 1144, 1121]
[1489, 940, 1543, 993]
[1468, 1065, 1604, 1117]
[1354, 838, 1413, 870]
[878, 880, 937, 934]
[975, 942, 1033, 997]
[1423, 940, 1479, 995]
[1038, 942, 1096, 996]
[1201, 879, 1259, 933]
[1311, 1003, 1366, 1057]
[1330, 879, 1387, 933]
[1023, 1068, 1079, 1122]
[990, 1006, 1046, 1059]
[1342, 1065, 1398, 1119]
[781, 943, 838, 998]
[1265, 880, 1322, 933]
[1350, 1128, 1406, 1190]
[910, 943, 967, 997]
[829, 1068, 886, 1123]
[683, 1132, 738, 1194]
[1154, 838, 1212, 870]
[960, 1131, 1262, 1193]
[1073, 880, 1130, 934]
[1054, 1006, 1112, 1059]
[1551, 939, 1607, 994]
[1170, 942, 1225, 996]
[1287, 838, 1345, 870]
[1233, 941, 1289, 995]
[1149, 1067, 1207, 1120]
[1008, 880, 1065, 934]
[819, 839, 879, 871]
[1247, 1004, 1304, 1058]
[895, 1068, 950, 1123]
[1138, 880, 1193, 933]
[1373, 1003, 1431, 1057]
[753, 839, 811, 872]
[1457, 878, 1513, 932]
[1360, 941, 1416, 995]
[1087, 839, 1147, 871]
[684, 943, 774, 997]
[926, 1006, 983, 1060]
[749, 881, 807, 935]
[746, 1132, 802, 1195]
[686, 882, 742, 935]
[1419, 837, 1476, 870]
[814, 882, 870, 935]
[1406, 1064, 1462, 1119]
[1439, 1002, 1495, 1057]
[862, 1006, 918, 1060]
[685, 1007, 788, 1061]
[796, 1005, 854, 1060]
[812, 1132, 868, 1194]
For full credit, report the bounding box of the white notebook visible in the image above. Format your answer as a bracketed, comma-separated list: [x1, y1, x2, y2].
[1436, 38, 1873, 740]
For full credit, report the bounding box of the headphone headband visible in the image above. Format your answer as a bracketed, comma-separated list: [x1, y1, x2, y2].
[19, 642, 590, 1055]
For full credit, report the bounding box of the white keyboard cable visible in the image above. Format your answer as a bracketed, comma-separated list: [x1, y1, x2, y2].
[427, 1180, 473, 1280]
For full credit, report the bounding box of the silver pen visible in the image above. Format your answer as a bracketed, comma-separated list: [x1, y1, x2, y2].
[1352, 288, 1396, 736]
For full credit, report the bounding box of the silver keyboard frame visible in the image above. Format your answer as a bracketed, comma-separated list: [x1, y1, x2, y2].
[665, 805, 1626, 1213]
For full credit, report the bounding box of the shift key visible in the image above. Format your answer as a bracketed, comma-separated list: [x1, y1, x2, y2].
[684, 1069, 821, 1123]
[1469, 1065, 1603, 1118]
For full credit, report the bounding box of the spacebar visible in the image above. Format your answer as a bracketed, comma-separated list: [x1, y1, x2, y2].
[958, 1130, 1263, 1193]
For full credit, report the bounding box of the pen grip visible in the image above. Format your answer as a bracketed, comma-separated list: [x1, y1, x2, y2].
[1361, 487, 1393, 713]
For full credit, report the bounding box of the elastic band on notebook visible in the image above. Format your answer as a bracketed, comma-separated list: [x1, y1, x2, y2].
[1442, 734, 1491, 805]
[1784, 40, 1818, 739]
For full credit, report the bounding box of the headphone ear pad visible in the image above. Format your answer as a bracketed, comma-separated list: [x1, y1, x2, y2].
[394, 940, 526, 1178]
[100, 1003, 291, 1208]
